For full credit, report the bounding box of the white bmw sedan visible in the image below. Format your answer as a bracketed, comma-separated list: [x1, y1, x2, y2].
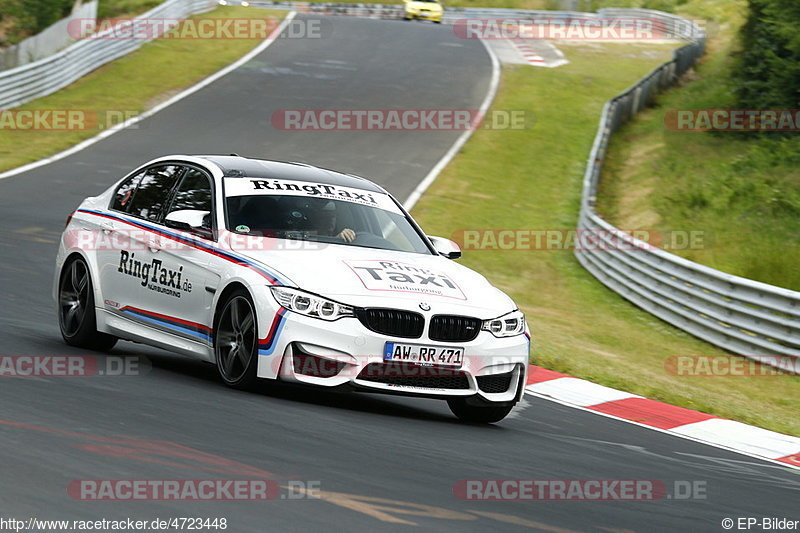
[55, 155, 530, 422]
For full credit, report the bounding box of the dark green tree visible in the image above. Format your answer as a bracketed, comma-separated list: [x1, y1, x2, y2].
[736, 0, 800, 108]
[0, 0, 74, 45]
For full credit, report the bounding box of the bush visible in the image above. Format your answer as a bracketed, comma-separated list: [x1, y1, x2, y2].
[582, 0, 688, 11]
[97, 0, 165, 19]
[0, 0, 74, 46]
[736, 0, 800, 109]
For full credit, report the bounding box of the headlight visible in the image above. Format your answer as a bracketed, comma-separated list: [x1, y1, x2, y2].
[482, 310, 526, 338]
[270, 287, 354, 321]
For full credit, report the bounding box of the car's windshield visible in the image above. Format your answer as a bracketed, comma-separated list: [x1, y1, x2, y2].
[224, 177, 432, 254]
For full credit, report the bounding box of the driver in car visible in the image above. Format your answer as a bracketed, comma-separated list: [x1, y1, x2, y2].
[314, 201, 356, 242]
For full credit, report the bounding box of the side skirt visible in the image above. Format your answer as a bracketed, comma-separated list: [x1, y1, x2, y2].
[97, 308, 214, 362]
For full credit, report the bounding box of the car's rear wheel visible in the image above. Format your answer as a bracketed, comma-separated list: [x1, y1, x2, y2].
[447, 397, 514, 423]
[58, 256, 117, 351]
[214, 289, 259, 389]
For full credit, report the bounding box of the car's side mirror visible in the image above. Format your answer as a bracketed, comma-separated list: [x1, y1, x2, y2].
[428, 235, 462, 259]
[165, 209, 212, 239]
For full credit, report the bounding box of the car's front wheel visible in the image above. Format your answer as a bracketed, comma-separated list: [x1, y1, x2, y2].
[58, 256, 117, 351]
[214, 289, 259, 389]
[447, 397, 514, 423]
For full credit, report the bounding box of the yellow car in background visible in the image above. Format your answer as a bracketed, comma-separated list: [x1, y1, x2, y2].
[403, 0, 443, 23]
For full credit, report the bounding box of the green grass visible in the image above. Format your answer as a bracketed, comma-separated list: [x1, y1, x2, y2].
[0, 6, 284, 172]
[97, 0, 167, 19]
[597, 0, 800, 291]
[411, 40, 800, 437]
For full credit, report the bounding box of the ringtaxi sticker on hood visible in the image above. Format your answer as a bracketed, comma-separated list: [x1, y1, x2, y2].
[345, 259, 467, 300]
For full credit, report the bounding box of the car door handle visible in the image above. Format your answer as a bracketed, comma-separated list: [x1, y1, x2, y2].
[100, 221, 113, 234]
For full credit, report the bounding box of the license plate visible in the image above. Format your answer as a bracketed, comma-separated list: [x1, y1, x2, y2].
[384, 342, 464, 367]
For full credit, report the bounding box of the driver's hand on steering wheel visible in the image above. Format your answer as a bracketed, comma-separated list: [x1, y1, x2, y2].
[337, 228, 356, 242]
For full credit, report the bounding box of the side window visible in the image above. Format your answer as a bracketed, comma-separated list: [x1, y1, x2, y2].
[165, 168, 214, 231]
[111, 171, 144, 213]
[126, 165, 183, 222]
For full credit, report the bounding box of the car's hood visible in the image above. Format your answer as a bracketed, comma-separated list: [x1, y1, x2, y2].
[224, 237, 515, 318]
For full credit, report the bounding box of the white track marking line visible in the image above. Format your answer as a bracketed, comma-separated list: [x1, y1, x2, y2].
[510, 38, 570, 68]
[403, 37, 501, 210]
[671, 418, 800, 459]
[527, 377, 642, 407]
[524, 389, 800, 471]
[508, 39, 545, 64]
[0, 12, 298, 182]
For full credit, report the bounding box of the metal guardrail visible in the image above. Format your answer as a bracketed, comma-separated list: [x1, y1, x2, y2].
[574, 9, 800, 372]
[251, 1, 705, 36]
[0, 0, 215, 110]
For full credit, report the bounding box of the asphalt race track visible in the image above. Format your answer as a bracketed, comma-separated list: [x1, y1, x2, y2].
[0, 15, 796, 533]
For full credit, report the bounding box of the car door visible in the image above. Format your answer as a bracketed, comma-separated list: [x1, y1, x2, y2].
[96, 168, 145, 313]
[98, 163, 185, 333]
[153, 165, 218, 345]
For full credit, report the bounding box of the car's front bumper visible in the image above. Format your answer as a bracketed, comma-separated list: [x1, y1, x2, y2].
[405, 10, 442, 21]
[256, 310, 530, 403]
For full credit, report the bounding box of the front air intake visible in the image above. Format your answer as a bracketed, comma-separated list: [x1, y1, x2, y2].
[355, 308, 424, 338]
[429, 315, 481, 342]
[476, 371, 514, 393]
[357, 363, 470, 389]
